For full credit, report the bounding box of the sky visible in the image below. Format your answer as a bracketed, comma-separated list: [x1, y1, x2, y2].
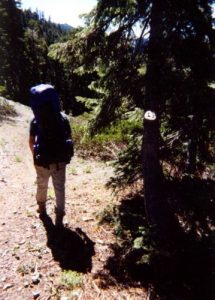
[21, 0, 98, 27]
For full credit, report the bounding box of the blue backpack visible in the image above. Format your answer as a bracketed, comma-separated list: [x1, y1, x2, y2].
[30, 84, 73, 167]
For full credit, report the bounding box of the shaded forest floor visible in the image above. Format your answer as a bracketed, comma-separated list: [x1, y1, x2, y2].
[0, 100, 147, 299]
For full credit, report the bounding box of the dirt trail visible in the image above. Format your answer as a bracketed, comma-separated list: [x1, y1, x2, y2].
[0, 101, 146, 300]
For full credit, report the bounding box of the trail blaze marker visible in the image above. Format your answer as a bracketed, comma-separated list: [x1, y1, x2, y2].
[144, 110, 156, 121]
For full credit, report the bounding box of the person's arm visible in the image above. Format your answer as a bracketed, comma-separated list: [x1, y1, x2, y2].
[64, 114, 72, 140]
[29, 119, 37, 154]
[29, 135, 35, 154]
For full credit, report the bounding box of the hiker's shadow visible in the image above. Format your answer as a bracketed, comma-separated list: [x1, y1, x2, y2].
[41, 215, 95, 272]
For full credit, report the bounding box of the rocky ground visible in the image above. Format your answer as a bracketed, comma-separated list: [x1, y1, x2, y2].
[0, 100, 147, 300]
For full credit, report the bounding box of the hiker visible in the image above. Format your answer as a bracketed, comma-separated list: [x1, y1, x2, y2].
[29, 84, 73, 226]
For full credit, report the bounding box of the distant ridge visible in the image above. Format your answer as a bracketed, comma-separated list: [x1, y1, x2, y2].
[59, 23, 73, 31]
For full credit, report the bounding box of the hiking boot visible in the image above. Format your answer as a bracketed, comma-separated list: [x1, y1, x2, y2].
[37, 203, 47, 216]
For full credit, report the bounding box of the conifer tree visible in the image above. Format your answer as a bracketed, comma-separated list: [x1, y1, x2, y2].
[68, 0, 215, 234]
[0, 3, 70, 103]
[0, 0, 25, 100]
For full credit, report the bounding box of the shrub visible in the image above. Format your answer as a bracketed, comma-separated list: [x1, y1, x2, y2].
[71, 109, 143, 161]
[60, 270, 82, 289]
[0, 97, 17, 117]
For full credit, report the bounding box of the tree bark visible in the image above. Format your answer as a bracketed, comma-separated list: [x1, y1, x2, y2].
[143, 0, 166, 230]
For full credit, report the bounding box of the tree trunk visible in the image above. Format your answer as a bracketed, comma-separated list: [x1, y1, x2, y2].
[143, 1, 166, 231]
